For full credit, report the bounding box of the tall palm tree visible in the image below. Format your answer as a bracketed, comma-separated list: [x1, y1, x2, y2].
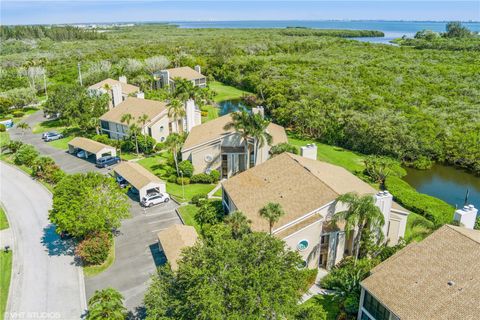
[225, 211, 251, 239]
[137, 113, 150, 147]
[333, 192, 385, 263]
[259, 202, 285, 235]
[16, 122, 30, 136]
[223, 110, 254, 168]
[129, 123, 141, 156]
[87, 288, 126, 320]
[167, 98, 186, 133]
[250, 113, 272, 166]
[165, 133, 184, 175]
[121, 113, 139, 155]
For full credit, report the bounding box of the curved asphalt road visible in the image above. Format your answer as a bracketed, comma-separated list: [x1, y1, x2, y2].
[0, 162, 86, 320]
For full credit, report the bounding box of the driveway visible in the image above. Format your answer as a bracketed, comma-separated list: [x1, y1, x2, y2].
[10, 110, 108, 174]
[0, 162, 86, 319]
[84, 199, 181, 311]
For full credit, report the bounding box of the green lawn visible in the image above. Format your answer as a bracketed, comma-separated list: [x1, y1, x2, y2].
[288, 135, 366, 173]
[177, 204, 201, 232]
[47, 136, 74, 150]
[0, 132, 10, 150]
[83, 240, 115, 277]
[0, 206, 9, 231]
[201, 105, 220, 122]
[167, 182, 216, 202]
[304, 294, 341, 320]
[0, 251, 12, 320]
[404, 212, 433, 242]
[32, 118, 66, 134]
[209, 81, 252, 103]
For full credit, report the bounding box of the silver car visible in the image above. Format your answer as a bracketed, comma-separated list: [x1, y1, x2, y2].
[141, 192, 170, 207]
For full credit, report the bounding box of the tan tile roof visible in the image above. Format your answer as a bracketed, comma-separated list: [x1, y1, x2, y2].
[361, 225, 480, 320]
[88, 78, 140, 95]
[113, 161, 164, 190]
[182, 114, 288, 151]
[167, 66, 204, 81]
[157, 224, 198, 271]
[222, 153, 377, 235]
[99, 97, 168, 124]
[68, 137, 115, 154]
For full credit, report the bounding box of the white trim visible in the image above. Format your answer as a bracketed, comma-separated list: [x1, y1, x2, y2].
[360, 307, 376, 320]
[181, 131, 238, 153]
[272, 201, 333, 234]
[282, 219, 324, 240]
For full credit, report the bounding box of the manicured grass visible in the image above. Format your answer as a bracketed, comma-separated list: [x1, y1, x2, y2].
[201, 105, 220, 122]
[177, 204, 201, 232]
[32, 118, 66, 134]
[0, 207, 9, 231]
[167, 182, 216, 202]
[404, 212, 433, 242]
[288, 135, 366, 174]
[304, 294, 341, 320]
[0, 132, 10, 150]
[119, 152, 139, 161]
[209, 81, 251, 103]
[47, 136, 74, 150]
[83, 240, 115, 277]
[0, 251, 12, 320]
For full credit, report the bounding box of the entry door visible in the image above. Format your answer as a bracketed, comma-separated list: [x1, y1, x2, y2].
[221, 154, 228, 179]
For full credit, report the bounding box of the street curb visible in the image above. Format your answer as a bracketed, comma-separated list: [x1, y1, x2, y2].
[0, 201, 16, 319]
[0, 161, 88, 315]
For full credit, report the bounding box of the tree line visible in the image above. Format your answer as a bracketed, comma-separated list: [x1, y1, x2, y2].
[0, 25, 107, 41]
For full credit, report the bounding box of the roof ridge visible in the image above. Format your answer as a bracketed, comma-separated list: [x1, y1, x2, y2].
[446, 224, 480, 245]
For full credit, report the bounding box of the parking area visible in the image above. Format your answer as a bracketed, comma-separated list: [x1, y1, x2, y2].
[84, 199, 181, 310]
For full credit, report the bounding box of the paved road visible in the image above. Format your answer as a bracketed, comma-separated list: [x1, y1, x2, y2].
[0, 162, 86, 320]
[10, 110, 108, 174]
[85, 199, 180, 311]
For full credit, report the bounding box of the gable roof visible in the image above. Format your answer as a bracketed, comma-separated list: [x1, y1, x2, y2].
[68, 137, 115, 154]
[361, 225, 480, 320]
[222, 152, 376, 234]
[157, 224, 198, 271]
[113, 161, 164, 190]
[88, 78, 139, 95]
[99, 97, 168, 125]
[182, 114, 288, 151]
[167, 66, 204, 81]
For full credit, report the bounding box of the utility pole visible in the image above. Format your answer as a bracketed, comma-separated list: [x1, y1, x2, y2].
[77, 62, 83, 86]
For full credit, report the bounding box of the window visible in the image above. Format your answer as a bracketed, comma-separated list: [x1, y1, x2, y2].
[160, 137, 165, 142]
[160, 126, 164, 132]
[363, 291, 390, 320]
[297, 240, 309, 251]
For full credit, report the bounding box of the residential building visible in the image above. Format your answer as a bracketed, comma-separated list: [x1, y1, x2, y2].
[181, 111, 288, 178]
[99, 97, 200, 143]
[88, 76, 140, 109]
[221, 152, 409, 269]
[113, 161, 166, 200]
[154, 66, 206, 89]
[67, 137, 116, 160]
[157, 224, 198, 271]
[359, 225, 480, 320]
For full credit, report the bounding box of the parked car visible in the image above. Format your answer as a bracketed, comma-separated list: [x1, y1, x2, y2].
[117, 178, 129, 188]
[76, 150, 87, 158]
[95, 155, 120, 168]
[44, 132, 64, 142]
[42, 131, 60, 140]
[141, 192, 170, 207]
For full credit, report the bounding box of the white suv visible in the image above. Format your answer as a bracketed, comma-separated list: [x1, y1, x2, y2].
[141, 192, 170, 207]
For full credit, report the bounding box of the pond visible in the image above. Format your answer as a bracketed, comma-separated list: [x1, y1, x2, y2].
[217, 99, 250, 116]
[403, 164, 480, 209]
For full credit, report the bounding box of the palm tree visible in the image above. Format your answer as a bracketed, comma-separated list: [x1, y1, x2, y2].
[137, 113, 150, 147]
[250, 113, 272, 166]
[120, 113, 139, 155]
[167, 98, 186, 133]
[225, 211, 251, 239]
[165, 133, 184, 175]
[223, 110, 254, 168]
[129, 123, 141, 156]
[333, 192, 385, 263]
[89, 117, 100, 135]
[87, 288, 126, 320]
[259, 202, 285, 235]
[16, 122, 30, 136]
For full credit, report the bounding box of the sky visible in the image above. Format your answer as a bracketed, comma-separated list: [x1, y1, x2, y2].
[1, 1, 479, 25]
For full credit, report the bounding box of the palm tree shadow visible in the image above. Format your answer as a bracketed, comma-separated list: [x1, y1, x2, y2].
[41, 224, 76, 257]
[126, 305, 147, 320]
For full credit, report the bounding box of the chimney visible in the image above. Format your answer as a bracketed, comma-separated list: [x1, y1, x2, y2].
[454, 205, 478, 229]
[118, 75, 127, 84]
[252, 106, 265, 118]
[300, 144, 317, 160]
[194, 65, 201, 74]
[111, 83, 122, 107]
[136, 91, 145, 99]
[375, 191, 393, 237]
[185, 99, 197, 132]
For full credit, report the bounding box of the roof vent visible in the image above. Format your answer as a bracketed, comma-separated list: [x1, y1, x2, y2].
[448, 281, 455, 286]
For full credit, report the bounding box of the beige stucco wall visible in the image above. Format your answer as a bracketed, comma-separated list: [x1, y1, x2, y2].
[282, 220, 323, 269]
[146, 115, 170, 143]
[184, 141, 223, 175]
[387, 211, 408, 245]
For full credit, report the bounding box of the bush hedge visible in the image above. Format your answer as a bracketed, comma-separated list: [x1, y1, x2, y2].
[75, 231, 112, 266]
[191, 193, 208, 206]
[190, 173, 213, 184]
[176, 177, 190, 185]
[178, 160, 194, 178]
[385, 176, 454, 225]
[0, 123, 5, 132]
[14, 143, 39, 166]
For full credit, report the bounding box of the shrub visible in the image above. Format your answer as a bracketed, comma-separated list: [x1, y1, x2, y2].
[176, 177, 190, 185]
[32, 156, 64, 184]
[209, 169, 220, 183]
[91, 134, 114, 145]
[270, 142, 299, 156]
[12, 110, 24, 118]
[410, 155, 434, 170]
[385, 176, 453, 224]
[0, 123, 5, 132]
[344, 295, 360, 316]
[165, 166, 177, 177]
[154, 142, 166, 151]
[295, 303, 327, 320]
[167, 175, 177, 183]
[191, 173, 213, 184]
[14, 144, 39, 166]
[201, 110, 208, 117]
[300, 268, 318, 292]
[5, 140, 23, 153]
[178, 160, 194, 178]
[191, 193, 208, 206]
[75, 231, 112, 266]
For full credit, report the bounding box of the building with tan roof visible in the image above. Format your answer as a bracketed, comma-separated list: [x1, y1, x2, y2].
[113, 161, 166, 200]
[221, 152, 409, 269]
[181, 110, 288, 178]
[155, 66, 206, 89]
[358, 225, 480, 320]
[157, 224, 198, 271]
[88, 76, 140, 108]
[67, 137, 117, 160]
